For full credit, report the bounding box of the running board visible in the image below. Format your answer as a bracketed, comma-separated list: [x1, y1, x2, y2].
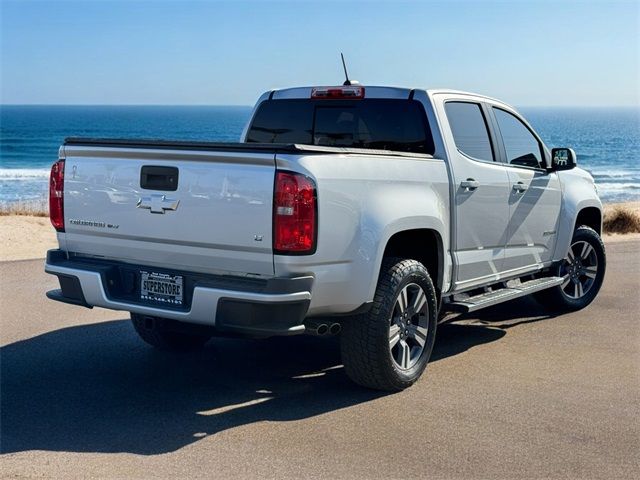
[447, 276, 565, 313]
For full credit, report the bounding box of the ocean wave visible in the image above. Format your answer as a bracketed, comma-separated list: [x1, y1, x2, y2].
[590, 168, 640, 177]
[0, 168, 50, 180]
[590, 169, 640, 178]
[595, 182, 640, 191]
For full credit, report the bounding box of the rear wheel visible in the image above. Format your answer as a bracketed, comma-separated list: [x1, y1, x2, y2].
[131, 313, 212, 351]
[535, 226, 606, 311]
[340, 258, 438, 391]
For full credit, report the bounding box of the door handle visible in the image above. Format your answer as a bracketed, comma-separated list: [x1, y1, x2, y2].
[460, 179, 480, 192]
[512, 182, 528, 193]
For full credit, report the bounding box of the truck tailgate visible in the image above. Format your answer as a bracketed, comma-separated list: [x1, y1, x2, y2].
[62, 144, 276, 276]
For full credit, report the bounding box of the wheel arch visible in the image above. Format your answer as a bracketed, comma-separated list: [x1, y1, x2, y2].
[553, 200, 602, 261]
[375, 227, 445, 300]
[552, 172, 602, 263]
[575, 206, 602, 234]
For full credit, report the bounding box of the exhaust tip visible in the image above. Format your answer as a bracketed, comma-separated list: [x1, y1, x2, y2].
[329, 323, 341, 335]
[316, 324, 329, 336]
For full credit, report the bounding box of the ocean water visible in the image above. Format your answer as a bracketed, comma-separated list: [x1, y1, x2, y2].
[1, 105, 638, 203]
[523, 107, 640, 203]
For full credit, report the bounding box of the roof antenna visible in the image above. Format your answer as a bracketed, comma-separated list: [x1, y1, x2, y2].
[340, 53, 359, 86]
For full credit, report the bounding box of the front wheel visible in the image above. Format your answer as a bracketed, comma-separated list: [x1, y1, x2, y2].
[340, 258, 438, 391]
[536, 226, 606, 311]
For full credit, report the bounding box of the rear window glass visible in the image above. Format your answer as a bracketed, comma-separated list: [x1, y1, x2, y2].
[246, 99, 434, 154]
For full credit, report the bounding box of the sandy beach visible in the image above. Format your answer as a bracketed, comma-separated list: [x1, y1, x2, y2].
[1, 215, 58, 261]
[1, 201, 638, 262]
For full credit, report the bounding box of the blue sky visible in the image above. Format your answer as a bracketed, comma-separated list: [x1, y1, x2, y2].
[1, 0, 638, 106]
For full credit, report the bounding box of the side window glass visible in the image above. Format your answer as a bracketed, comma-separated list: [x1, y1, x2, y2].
[493, 108, 543, 168]
[444, 102, 494, 162]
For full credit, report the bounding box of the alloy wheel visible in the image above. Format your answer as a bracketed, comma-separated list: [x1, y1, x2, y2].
[560, 240, 599, 299]
[388, 283, 429, 370]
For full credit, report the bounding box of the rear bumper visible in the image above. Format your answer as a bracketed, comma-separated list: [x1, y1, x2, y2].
[44, 250, 312, 336]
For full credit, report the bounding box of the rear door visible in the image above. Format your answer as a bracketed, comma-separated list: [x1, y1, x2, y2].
[63, 145, 276, 276]
[439, 98, 512, 290]
[489, 106, 562, 272]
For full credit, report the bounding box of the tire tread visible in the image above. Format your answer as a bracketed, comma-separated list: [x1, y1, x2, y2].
[341, 258, 437, 391]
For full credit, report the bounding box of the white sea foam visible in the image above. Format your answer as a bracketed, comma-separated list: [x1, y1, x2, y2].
[595, 182, 640, 191]
[0, 168, 50, 180]
[592, 171, 639, 178]
[590, 169, 640, 179]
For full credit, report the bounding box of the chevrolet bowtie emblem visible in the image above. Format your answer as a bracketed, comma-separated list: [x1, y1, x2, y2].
[137, 194, 180, 214]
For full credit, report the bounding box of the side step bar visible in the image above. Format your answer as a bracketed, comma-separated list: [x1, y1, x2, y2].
[447, 276, 565, 313]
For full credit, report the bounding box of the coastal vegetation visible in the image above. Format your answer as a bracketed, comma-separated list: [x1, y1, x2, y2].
[603, 204, 640, 234]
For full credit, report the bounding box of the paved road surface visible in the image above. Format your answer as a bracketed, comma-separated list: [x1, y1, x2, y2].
[1, 240, 639, 479]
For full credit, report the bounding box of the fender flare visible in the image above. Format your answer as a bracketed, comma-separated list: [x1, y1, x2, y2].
[554, 198, 602, 262]
[367, 216, 448, 300]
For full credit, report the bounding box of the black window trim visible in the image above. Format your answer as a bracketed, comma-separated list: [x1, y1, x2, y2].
[443, 99, 498, 165]
[489, 105, 549, 173]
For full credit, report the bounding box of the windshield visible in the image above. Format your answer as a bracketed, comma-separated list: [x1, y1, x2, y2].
[246, 98, 434, 154]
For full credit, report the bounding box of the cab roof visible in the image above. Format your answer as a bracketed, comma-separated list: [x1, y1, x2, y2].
[266, 85, 510, 109]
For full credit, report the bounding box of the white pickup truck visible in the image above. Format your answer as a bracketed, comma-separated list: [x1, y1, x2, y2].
[45, 85, 605, 391]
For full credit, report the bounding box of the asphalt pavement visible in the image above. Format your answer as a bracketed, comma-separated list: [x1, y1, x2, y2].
[1, 240, 639, 479]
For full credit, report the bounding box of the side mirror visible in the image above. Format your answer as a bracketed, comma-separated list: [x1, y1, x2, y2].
[550, 148, 577, 171]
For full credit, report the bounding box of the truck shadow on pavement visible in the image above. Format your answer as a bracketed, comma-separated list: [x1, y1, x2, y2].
[1, 297, 553, 455]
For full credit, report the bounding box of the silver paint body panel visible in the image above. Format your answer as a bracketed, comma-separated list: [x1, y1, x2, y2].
[62, 147, 276, 276]
[273, 151, 450, 315]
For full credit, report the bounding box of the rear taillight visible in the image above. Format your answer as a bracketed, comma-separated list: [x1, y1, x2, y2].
[273, 171, 317, 254]
[311, 86, 365, 99]
[49, 160, 65, 231]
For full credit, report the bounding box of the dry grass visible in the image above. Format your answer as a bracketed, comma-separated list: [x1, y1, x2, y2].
[603, 205, 640, 234]
[0, 199, 48, 217]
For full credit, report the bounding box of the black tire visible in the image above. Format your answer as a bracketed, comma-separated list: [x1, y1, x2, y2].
[535, 225, 606, 312]
[340, 258, 438, 391]
[131, 313, 212, 351]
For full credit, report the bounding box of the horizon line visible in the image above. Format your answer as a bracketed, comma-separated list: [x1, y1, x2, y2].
[0, 103, 253, 108]
[1, 103, 639, 109]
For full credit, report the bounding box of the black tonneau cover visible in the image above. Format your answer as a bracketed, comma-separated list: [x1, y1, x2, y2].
[63, 137, 432, 158]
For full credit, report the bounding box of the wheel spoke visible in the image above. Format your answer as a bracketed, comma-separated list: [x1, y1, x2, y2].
[397, 287, 408, 314]
[398, 340, 411, 369]
[408, 325, 428, 347]
[583, 266, 597, 279]
[411, 288, 427, 314]
[389, 283, 432, 370]
[562, 240, 600, 300]
[389, 324, 401, 349]
[580, 242, 594, 261]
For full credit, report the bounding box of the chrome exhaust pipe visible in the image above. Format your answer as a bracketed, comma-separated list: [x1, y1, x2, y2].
[329, 323, 342, 335]
[315, 323, 329, 336]
[305, 320, 329, 336]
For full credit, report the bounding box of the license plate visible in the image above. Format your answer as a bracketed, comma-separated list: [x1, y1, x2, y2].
[140, 271, 183, 305]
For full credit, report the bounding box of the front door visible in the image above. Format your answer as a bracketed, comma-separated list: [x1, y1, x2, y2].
[442, 100, 512, 289]
[491, 107, 562, 273]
